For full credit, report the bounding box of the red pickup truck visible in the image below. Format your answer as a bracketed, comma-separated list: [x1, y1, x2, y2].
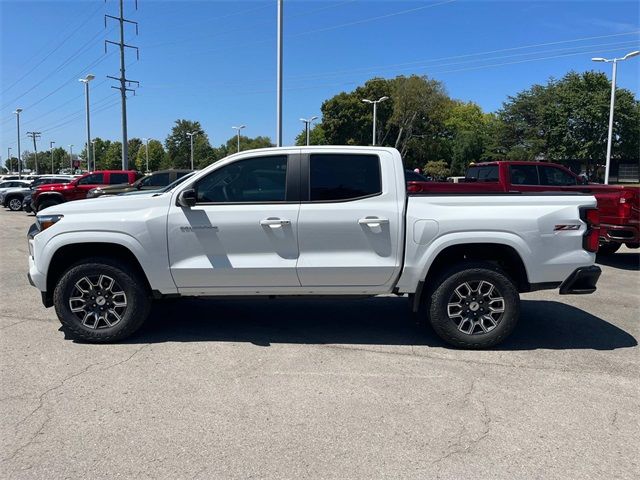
[407, 161, 639, 254]
[32, 170, 141, 212]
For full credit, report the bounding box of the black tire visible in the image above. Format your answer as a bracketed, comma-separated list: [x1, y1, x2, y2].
[597, 243, 621, 255]
[7, 196, 24, 211]
[53, 257, 150, 343]
[426, 261, 520, 349]
[37, 199, 60, 212]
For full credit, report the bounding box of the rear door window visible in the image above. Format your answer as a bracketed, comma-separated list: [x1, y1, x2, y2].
[146, 172, 170, 187]
[539, 166, 577, 186]
[509, 165, 539, 185]
[309, 154, 381, 201]
[109, 173, 130, 185]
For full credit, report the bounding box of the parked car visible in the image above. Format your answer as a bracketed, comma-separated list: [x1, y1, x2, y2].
[27, 147, 600, 348]
[119, 171, 197, 196]
[0, 179, 31, 194]
[86, 169, 192, 198]
[411, 161, 640, 254]
[31, 170, 140, 212]
[1, 176, 74, 211]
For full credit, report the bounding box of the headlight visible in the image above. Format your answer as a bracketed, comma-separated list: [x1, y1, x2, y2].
[35, 214, 64, 232]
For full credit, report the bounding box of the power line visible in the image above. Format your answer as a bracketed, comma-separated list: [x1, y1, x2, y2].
[2, 2, 104, 94]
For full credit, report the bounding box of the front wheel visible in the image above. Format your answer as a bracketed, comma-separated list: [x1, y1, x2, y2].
[427, 261, 520, 349]
[53, 258, 151, 343]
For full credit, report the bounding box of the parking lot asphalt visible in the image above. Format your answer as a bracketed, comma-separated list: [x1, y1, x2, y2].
[0, 208, 638, 480]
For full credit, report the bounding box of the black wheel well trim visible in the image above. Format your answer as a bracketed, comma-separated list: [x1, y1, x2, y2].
[35, 192, 65, 206]
[44, 242, 153, 305]
[412, 242, 531, 313]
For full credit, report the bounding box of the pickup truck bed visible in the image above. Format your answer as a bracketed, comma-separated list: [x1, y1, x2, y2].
[27, 147, 601, 348]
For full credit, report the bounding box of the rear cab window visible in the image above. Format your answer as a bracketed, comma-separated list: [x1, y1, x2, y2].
[308, 154, 381, 201]
[509, 165, 539, 185]
[466, 165, 499, 182]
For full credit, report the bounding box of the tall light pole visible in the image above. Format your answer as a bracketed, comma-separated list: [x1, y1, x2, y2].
[13, 108, 22, 179]
[362, 96, 389, 146]
[592, 50, 640, 184]
[68, 145, 74, 173]
[79, 74, 95, 171]
[50, 141, 55, 174]
[232, 125, 246, 152]
[186, 132, 196, 170]
[143, 137, 150, 173]
[276, 0, 283, 147]
[300, 116, 318, 146]
[7, 147, 12, 173]
[91, 140, 96, 170]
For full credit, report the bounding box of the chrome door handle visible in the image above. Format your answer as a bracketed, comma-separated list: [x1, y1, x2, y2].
[358, 217, 389, 228]
[260, 218, 290, 228]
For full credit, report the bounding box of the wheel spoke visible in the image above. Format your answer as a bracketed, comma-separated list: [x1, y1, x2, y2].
[447, 279, 506, 336]
[69, 273, 126, 330]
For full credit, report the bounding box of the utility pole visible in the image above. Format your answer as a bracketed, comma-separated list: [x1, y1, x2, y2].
[13, 108, 22, 179]
[50, 141, 55, 174]
[186, 132, 196, 170]
[276, 0, 283, 147]
[68, 145, 74, 173]
[7, 147, 12, 173]
[91, 140, 96, 170]
[232, 125, 246, 152]
[106, 0, 139, 170]
[79, 74, 95, 171]
[26, 131, 41, 174]
[300, 116, 318, 146]
[362, 96, 389, 146]
[143, 137, 149, 172]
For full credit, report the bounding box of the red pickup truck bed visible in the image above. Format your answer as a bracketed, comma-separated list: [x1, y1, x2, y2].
[408, 161, 639, 253]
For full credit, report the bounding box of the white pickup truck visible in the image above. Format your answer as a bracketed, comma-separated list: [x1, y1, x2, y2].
[27, 147, 601, 348]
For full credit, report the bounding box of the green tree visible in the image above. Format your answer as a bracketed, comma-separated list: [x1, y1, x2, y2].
[295, 124, 327, 146]
[165, 119, 213, 169]
[423, 160, 450, 180]
[498, 71, 640, 165]
[134, 139, 166, 172]
[103, 142, 123, 170]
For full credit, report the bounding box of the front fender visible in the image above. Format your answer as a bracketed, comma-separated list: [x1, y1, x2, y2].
[34, 230, 178, 294]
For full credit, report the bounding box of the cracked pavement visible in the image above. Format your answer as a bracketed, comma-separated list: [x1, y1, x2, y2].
[1, 209, 638, 479]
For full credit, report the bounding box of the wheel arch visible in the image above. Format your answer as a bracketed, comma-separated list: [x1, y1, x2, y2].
[45, 242, 153, 306]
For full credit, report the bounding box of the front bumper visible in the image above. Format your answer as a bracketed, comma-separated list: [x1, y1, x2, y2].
[559, 266, 601, 295]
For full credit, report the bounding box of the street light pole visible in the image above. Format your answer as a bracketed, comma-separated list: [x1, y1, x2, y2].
[362, 97, 389, 146]
[91, 140, 96, 170]
[186, 132, 196, 170]
[50, 141, 55, 174]
[592, 50, 639, 184]
[13, 108, 22, 179]
[276, 0, 283, 147]
[68, 145, 74, 173]
[231, 125, 246, 152]
[7, 147, 11, 173]
[79, 74, 95, 171]
[299, 116, 318, 146]
[143, 138, 150, 172]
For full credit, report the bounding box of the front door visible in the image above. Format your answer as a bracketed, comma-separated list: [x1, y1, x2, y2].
[167, 153, 301, 292]
[73, 172, 106, 200]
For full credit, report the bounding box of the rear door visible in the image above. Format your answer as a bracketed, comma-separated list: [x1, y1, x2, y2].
[296, 150, 402, 288]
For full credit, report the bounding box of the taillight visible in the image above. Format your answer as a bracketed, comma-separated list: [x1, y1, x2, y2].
[407, 182, 421, 193]
[580, 207, 600, 253]
[618, 190, 634, 219]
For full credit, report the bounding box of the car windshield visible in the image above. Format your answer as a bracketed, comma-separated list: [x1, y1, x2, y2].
[158, 172, 196, 192]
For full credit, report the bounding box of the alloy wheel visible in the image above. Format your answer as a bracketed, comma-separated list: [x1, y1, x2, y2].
[446, 280, 505, 335]
[68, 275, 127, 329]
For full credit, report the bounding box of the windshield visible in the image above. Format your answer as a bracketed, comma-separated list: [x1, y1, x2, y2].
[158, 172, 196, 192]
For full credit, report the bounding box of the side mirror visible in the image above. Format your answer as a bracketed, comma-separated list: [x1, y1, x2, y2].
[177, 188, 197, 207]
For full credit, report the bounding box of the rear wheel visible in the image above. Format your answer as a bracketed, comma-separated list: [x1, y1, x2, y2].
[53, 258, 150, 343]
[426, 261, 520, 349]
[7, 197, 23, 211]
[597, 242, 621, 255]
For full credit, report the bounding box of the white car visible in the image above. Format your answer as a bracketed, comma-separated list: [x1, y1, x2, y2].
[0, 180, 31, 194]
[27, 147, 601, 348]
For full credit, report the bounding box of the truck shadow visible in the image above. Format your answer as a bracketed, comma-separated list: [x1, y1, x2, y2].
[116, 297, 637, 351]
[596, 252, 640, 271]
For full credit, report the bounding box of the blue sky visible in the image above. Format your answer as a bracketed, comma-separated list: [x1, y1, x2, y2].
[1, 0, 639, 158]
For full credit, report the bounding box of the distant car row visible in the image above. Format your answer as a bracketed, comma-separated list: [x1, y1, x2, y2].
[0, 169, 194, 213]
